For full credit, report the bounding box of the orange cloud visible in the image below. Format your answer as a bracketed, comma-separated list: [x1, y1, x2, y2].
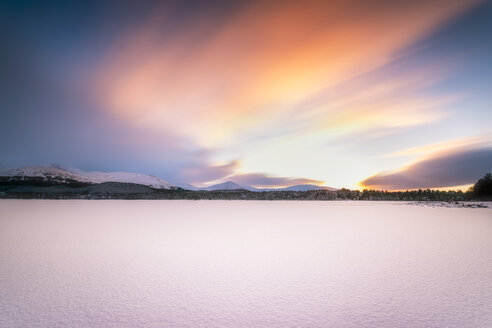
[93, 0, 480, 148]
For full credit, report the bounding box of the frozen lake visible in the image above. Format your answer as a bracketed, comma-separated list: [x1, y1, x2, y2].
[1, 200, 491, 328]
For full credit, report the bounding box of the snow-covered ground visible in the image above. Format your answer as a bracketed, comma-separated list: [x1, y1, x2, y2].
[1, 200, 491, 328]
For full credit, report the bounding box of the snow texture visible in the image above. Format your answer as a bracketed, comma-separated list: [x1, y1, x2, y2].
[1, 200, 491, 328]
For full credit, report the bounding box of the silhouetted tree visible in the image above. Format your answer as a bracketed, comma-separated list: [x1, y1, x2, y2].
[471, 173, 492, 199]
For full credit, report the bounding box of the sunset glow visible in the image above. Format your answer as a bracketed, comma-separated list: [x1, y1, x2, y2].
[1, 0, 491, 189]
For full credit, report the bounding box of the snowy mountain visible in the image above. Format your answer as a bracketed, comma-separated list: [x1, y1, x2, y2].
[70, 168, 174, 189]
[0, 166, 336, 192]
[172, 182, 200, 191]
[0, 166, 92, 184]
[0, 166, 174, 189]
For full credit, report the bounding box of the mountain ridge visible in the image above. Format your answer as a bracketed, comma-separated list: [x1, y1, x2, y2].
[0, 166, 336, 192]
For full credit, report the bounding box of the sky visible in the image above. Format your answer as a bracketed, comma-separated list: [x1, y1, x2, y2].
[0, 0, 491, 190]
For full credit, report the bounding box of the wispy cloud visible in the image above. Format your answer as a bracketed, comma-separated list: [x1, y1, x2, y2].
[360, 145, 492, 190]
[94, 0, 479, 148]
[178, 160, 240, 186]
[220, 173, 324, 188]
[383, 133, 492, 158]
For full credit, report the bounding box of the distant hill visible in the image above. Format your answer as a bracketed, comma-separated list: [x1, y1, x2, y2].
[203, 181, 260, 191]
[261, 184, 338, 192]
[198, 182, 336, 192]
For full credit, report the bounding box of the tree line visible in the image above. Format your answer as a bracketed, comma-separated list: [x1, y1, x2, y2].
[1, 173, 491, 201]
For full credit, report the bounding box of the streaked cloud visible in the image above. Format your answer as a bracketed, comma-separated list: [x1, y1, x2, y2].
[221, 173, 324, 188]
[94, 0, 479, 148]
[179, 160, 240, 185]
[360, 146, 492, 190]
[384, 133, 492, 158]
